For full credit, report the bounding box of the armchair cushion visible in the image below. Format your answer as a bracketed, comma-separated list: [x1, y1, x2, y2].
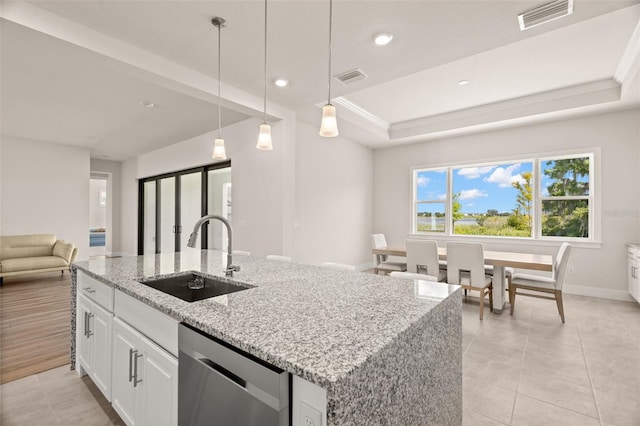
[53, 240, 75, 263]
[1, 256, 68, 273]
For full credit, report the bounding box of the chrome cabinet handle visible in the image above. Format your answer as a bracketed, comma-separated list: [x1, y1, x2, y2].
[128, 348, 135, 382]
[86, 313, 94, 337]
[83, 287, 96, 294]
[84, 312, 89, 338]
[133, 352, 143, 387]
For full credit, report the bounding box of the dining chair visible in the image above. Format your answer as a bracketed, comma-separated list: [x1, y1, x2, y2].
[321, 262, 357, 271]
[266, 255, 293, 262]
[509, 243, 572, 323]
[446, 242, 493, 320]
[370, 234, 407, 275]
[406, 239, 447, 282]
[389, 271, 438, 281]
[484, 265, 514, 290]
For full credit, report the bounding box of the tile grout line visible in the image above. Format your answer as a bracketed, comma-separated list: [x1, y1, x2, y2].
[576, 321, 604, 426]
[508, 303, 533, 425]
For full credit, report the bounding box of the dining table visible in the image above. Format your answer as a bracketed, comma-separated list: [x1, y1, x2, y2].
[373, 244, 553, 313]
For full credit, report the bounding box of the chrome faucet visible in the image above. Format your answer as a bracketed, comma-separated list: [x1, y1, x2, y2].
[187, 214, 240, 278]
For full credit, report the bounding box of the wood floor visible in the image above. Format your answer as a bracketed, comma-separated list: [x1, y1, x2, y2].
[0, 272, 72, 384]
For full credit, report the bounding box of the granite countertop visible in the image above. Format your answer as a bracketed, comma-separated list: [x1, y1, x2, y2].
[73, 250, 459, 389]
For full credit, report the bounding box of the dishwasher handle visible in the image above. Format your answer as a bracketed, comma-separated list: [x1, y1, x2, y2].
[198, 357, 247, 389]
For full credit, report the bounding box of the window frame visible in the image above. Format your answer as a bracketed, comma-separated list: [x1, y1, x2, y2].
[411, 151, 597, 243]
[413, 168, 449, 234]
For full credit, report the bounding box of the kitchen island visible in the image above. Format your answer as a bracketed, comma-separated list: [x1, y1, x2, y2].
[71, 250, 462, 425]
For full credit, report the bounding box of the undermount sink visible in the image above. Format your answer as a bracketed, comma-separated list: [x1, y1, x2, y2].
[138, 272, 253, 302]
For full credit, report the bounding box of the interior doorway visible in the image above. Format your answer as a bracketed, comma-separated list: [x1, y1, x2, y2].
[89, 174, 108, 258]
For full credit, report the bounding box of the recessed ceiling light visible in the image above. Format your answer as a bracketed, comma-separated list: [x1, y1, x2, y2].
[274, 79, 289, 87]
[373, 32, 393, 46]
[139, 100, 156, 108]
[458, 80, 469, 86]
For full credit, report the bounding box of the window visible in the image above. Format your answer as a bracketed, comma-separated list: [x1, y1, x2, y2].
[414, 169, 447, 233]
[452, 162, 533, 237]
[412, 153, 594, 240]
[540, 155, 591, 238]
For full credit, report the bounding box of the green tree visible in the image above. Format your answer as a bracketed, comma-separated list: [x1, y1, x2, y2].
[486, 209, 499, 216]
[542, 157, 590, 237]
[509, 171, 533, 231]
[452, 192, 463, 223]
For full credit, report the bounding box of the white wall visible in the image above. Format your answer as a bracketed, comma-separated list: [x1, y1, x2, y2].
[91, 158, 122, 256]
[89, 178, 107, 228]
[293, 121, 374, 267]
[120, 157, 138, 256]
[373, 108, 640, 300]
[121, 118, 288, 258]
[0, 136, 90, 261]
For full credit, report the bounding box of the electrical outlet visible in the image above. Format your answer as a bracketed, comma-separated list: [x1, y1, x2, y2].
[300, 401, 322, 426]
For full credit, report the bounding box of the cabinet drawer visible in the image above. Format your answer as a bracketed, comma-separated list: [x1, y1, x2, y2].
[78, 271, 114, 312]
[115, 290, 178, 357]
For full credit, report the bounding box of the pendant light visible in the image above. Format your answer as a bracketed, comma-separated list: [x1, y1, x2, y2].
[257, 0, 273, 150]
[212, 17, 227, 160]
[319, 0, 339, 137]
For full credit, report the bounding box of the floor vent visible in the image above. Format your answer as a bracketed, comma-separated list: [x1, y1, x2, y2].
[518, 0, 573, 31]
[335, 69, 367, 85]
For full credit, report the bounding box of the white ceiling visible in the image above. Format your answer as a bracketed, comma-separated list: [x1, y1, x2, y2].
[1, 0, 639, 159]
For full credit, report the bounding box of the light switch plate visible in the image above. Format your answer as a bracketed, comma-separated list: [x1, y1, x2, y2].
[300, 401, 322, 426]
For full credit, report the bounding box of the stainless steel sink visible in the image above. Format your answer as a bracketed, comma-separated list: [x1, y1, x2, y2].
[138, 272, 253, 302]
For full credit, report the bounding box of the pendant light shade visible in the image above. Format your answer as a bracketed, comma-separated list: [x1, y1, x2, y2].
[319, 104, 338, 137]
[212, 138, 226, 159]
[257, 123, 273, 150]
[257, 0, 274, 151]
[320, 0, 339, 138]
[212, 17, 227, 160]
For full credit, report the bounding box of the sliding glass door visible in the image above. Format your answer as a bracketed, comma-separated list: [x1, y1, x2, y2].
[138, 161, 231, 255]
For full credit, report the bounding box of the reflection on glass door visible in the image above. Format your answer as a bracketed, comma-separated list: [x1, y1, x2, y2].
[180, 172, 202, 251]
[143, 181, 156, 255]
[159, 177, 176, 253]
[207, 168, 232, 250]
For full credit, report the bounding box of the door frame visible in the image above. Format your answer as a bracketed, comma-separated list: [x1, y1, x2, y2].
[137, 161, 231, 255]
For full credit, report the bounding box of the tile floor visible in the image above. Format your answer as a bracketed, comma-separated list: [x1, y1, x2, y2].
[1, 293, 638, 425]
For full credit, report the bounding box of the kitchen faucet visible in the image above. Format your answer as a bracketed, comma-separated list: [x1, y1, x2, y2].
[187, 214, 240, 277]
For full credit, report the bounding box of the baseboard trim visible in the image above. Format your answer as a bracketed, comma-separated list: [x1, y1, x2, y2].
[563, 284, 635, 302]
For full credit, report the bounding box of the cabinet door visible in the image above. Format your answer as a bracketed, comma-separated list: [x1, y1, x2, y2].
[78, 296, 93, 373]
[629, 254, 640, 303]
[91, 302, 112, 401]
[138, 336, 178, 426]
[112, 318, 141, 426]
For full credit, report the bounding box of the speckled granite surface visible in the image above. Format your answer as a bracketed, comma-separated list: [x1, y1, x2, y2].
[71, 250, 462, 425]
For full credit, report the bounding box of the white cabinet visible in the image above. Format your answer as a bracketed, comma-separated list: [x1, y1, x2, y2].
[78, 293, 112, 401]
[111, 314, 178, 426]
[629, 245, 640, 303]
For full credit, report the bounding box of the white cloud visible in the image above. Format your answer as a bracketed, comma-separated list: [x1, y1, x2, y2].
[437, 193, 447, 201]
[458, 189, 488, 200]
[417, 176, 430, 187]
[466, 203, 474, 207]
[457, 166, 495, 179]
[485, 164, 525, 188]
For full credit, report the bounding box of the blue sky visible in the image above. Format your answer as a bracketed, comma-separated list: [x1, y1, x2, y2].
[416, 162, 533, 214]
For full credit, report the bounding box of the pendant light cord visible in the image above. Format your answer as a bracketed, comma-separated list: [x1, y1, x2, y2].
[263, 0, 268, 123]
[327, 0, 333, 105]
[217, 23, 222, 139]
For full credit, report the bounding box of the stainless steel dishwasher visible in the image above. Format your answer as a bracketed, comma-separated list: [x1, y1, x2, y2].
[178, 323, 290, 426]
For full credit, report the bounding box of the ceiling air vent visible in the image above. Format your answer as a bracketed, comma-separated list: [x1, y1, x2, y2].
[518, 0, 573, 31]
[335, 69, 367, 85]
